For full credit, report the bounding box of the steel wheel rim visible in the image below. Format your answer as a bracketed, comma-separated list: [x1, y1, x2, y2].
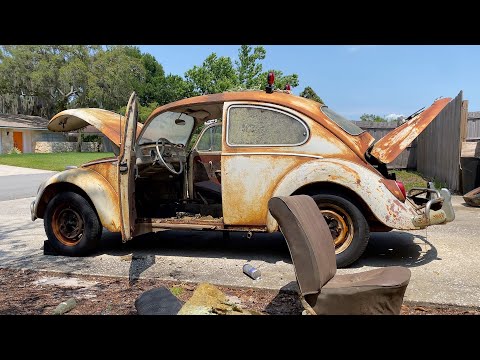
[319, 205, 354, 254]
[52, 205, 84, 246]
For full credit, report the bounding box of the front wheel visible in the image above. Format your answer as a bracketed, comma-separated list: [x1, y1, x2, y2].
[311, 194, 369, 268]
[44, 191, 102, 256]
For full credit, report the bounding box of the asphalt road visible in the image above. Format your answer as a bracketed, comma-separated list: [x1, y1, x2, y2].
[0, 165, 56, 201]
[0, 173, 56, 201]
[1, 165, 480, 308]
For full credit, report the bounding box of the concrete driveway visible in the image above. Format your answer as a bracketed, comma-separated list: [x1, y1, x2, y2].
[0, 165, 479, 308]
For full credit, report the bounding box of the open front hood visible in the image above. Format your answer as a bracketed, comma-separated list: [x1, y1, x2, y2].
[369, 97, 451, 164]
[48, 108, 143, 147]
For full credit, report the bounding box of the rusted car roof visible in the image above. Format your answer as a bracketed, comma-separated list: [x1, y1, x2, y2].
[146, 91, 376, 161]
[48, 108, 143, 147]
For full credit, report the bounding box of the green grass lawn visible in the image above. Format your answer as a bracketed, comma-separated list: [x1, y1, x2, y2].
[0, 152, 115, 171]
[394, 170, 446, 191]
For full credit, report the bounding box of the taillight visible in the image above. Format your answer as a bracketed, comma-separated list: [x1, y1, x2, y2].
[396, 181, 407, 199]
[380, 178, 406, 202]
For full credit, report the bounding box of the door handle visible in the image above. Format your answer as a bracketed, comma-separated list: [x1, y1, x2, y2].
[209, 161, 213, 172]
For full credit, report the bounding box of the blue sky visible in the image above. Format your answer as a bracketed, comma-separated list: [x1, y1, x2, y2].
[138, 45, 480, 120]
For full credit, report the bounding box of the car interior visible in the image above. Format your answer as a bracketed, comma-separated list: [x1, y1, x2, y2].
[134, 103, 225, 222]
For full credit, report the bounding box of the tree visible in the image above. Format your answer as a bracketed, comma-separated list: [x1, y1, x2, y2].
[235, 45, 266, 89]
[0, 45, 145, 117]
[185, 53, 237, 95]
[137, 53, 165, 106]
[0, 45, 101, 116]
[185, 46, 300, 94]
[157, 74, 194, 105]
[87, 46, 145, 111]
[360, 113, 387, 122]
[300, 86, 323, 103]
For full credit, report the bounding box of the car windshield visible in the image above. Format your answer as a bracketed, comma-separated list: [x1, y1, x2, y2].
[139, 112, 195, 145]
[321, 106, 364, 136]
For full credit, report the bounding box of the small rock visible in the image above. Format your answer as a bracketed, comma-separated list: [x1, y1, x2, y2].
[226, 295, 242, 306]
[414, 306, 428, 312]
[53, 298, 77, 315]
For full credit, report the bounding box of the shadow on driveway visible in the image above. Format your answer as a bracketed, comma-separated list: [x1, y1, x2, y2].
[97, 228, 438, 269]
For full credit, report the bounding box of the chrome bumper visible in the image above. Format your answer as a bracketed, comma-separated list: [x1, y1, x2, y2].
[30, 200, 36, 221]
[410, 187, 455, 228]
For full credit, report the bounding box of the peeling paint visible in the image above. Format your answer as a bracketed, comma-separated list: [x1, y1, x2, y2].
[370, 98, 451, 163]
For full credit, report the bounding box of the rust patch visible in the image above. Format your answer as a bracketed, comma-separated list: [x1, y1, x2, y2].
[82, 159, 118, 191]
[370, 98, 451, 164]
[380, 178, 405, 202]
[463, 186, 480, 207]
[48, 108, 143, 147]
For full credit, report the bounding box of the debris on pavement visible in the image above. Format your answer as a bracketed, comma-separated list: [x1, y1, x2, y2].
[243, 264, 261, 280]
[135, 286, 183, 315]
[53, 298, 77, 315]
[178, 283, 261, 315]
[1, 268, 479, 315]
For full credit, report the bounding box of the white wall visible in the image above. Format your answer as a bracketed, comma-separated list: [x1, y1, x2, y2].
[23, 130, 32, 153]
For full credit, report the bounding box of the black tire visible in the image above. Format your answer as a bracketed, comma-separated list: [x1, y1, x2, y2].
[44, 191, 102, 256]
[311, 194, 369, 268]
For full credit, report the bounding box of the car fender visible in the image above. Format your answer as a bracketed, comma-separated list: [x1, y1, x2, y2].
[34, 168, 121, 232]
[266, 158, 418, 232]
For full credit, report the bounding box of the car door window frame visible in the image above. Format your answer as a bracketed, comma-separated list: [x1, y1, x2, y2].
[194, 123, 222, 153]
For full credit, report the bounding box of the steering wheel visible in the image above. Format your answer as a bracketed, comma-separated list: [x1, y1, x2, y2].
[155, 138, 184, 175]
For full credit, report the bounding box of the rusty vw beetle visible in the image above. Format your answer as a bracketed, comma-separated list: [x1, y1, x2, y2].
[31, 89, 455, 267]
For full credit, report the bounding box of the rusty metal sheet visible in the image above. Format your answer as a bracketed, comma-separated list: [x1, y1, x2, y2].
[118, 93, 138, 242]
[48, 108, 143, 147]
[33, 167, 121, 232]
[370, 98, 451, 164]
[463, 186, 480, 207]
[264, 159, 421, 232]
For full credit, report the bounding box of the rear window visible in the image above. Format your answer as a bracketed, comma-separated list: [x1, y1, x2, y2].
[321, 106, 364, 136]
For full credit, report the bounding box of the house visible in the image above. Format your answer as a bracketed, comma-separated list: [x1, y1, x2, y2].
[0, 113, 67, 154]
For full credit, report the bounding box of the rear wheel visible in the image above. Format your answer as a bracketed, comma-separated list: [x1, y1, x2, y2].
[44, 191, 102, 256]
[311, 194, 369, 268]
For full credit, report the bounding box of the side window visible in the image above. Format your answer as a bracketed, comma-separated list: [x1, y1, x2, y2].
[211, 125, 222, 151]
[227, 105, 309, 146]
[196, 124, 222, 152]
[196, 127, 213, 151]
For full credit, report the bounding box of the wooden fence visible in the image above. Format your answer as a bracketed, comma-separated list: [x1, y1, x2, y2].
[466, 116, 480, 140]
[354, 121, 416, 169]
[416, 91, 466, 192]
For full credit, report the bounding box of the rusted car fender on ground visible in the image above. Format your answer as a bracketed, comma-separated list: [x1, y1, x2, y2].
[463, 186, 480, 207]
[266, 158, 419, 232]
[33, 168, 121, 232]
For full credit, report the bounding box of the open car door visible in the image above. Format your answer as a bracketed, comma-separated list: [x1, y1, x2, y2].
[118, 92, 138, 242]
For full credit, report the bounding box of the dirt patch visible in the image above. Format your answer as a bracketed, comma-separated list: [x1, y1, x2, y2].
[0, 268, 478, 315]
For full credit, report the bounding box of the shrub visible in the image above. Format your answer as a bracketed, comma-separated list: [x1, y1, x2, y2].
[81, 134, 103, 143]
[8, 147, 22, 154]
